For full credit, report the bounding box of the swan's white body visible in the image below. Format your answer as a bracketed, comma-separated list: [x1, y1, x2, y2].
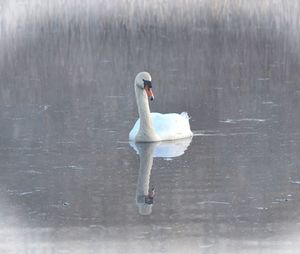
[129, 112, 192, 141]
[129, 72, 193, 142]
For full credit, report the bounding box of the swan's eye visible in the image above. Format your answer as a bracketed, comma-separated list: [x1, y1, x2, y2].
[143, 79, 152, 88]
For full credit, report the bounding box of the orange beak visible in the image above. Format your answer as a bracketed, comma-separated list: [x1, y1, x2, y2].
[145, 86, 154, 101]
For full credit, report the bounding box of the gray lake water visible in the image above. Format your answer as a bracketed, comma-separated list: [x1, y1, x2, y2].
[0, 1, 300, 253]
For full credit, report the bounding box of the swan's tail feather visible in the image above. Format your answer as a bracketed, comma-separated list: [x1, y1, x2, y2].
[180, 112, 190, 120]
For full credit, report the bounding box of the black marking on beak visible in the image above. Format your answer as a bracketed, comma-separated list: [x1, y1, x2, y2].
[143, 79, 152, 88]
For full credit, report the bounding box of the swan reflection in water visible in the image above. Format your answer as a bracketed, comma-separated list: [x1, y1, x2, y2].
[130, 137, 193, 215]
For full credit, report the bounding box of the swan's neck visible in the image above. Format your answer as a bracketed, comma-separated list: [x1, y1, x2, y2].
[135, 86, 158, 142]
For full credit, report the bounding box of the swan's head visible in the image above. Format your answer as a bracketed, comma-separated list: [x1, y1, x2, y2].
[135, 72, 154, 101]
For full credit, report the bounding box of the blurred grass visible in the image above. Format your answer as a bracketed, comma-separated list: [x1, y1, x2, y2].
[1, 1, 299, 39]
[0, 0, 299, 125]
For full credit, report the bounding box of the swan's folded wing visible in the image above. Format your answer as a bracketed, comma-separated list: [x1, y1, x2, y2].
[151, 112, 192, 140]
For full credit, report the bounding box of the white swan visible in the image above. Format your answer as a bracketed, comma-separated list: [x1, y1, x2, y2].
[129, 72, 193, 142]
